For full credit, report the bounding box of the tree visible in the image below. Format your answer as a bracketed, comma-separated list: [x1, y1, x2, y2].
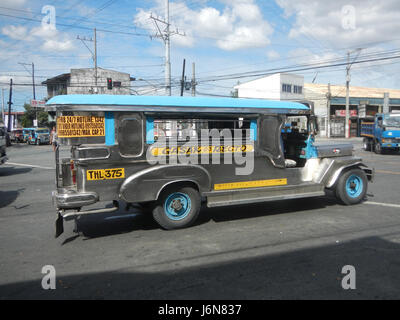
[21, 103, 51, 128]
[21, 103, 35, 127]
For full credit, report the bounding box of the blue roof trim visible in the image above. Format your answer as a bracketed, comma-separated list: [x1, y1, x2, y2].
[46, 95, 309, 110]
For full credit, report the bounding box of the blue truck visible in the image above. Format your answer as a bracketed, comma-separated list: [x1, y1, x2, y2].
[361, 113, 400, 154]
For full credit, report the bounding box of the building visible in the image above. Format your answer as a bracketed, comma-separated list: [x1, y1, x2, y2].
[42, 67, 135, 98]
[304, 83, 400, 137]
[234, 73, 305, 101]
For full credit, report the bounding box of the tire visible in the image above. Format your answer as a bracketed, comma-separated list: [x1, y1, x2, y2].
[335, 168, 368, 205]
[152, 186, 201, 230]
[374, 141, 382, 154]
[363, 138, 371, 151]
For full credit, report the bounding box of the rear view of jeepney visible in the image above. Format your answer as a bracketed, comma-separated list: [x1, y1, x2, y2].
[46, 95, 374, 238]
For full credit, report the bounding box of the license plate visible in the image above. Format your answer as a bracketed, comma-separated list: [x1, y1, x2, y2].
[87, 168, 125, 180]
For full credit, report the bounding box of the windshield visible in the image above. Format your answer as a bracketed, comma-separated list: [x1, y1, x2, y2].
[36, 130, 49, 134]
[383, 115, 400, 128]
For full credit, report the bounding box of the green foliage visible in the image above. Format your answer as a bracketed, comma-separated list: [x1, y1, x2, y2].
[21, 103, 34, 128]
[20, 103, 50, 128]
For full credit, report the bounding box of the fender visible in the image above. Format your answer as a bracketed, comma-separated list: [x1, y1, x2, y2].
[325, 160, 374, 188]
[119, 164, 212, 203]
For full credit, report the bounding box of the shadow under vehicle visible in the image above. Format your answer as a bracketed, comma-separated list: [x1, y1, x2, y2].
[45, 95, 374, 238]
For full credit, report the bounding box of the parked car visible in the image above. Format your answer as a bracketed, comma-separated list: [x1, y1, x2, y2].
[0, 122, 8, 165]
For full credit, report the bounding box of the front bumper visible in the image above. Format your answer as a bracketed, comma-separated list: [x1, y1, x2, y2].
[382, 143, 400, 149]
[52, 190, 99, 209]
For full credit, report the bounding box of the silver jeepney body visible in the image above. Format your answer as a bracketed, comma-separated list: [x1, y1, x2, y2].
[46, 95, 373, 237]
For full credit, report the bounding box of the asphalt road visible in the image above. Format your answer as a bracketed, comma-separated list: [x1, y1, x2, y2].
[0, 140, 399, 300]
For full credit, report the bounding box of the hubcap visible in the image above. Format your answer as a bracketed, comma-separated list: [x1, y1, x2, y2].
[345, 175, 363, 198]
[164, 192, 191, 221]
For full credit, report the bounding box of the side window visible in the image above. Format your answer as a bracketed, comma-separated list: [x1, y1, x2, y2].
[118, 116, 143, 157]
[149, 117, 254, 143]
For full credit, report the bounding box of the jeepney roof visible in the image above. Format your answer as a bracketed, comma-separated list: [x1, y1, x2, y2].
[45, 94, 310, 114]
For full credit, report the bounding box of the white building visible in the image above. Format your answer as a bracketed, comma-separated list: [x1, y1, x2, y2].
[234, 73, 305, 101]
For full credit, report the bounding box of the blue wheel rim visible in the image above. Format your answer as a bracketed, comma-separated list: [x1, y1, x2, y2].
[164, 192, 191, 221]
[345, 175, 363, 198]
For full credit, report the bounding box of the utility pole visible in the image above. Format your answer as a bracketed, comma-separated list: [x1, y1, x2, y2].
[383, 92, 390, 114]
[18, 62, 36, 124]
[1, 88, 5, 122]
[150, 0, 185, 96]
[180, 59, 186, 96]
[345, 52, 350, 139]
[7, 79, 12, 132]
[326, 83, 331, 138]
[191, 62, 196, 97]
[77, 28, 97, 93]
[165, 0, 171, 96]
[94, 28, 97, 91]
[345, 48, 362, 139]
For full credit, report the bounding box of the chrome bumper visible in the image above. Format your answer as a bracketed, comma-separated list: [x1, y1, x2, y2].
[52, 190, 99, 209]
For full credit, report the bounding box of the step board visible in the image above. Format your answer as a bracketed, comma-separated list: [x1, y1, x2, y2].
[206, 183, 325, 208]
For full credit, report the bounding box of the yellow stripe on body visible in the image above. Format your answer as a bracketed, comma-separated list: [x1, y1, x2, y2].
[214, 178, 288, 191]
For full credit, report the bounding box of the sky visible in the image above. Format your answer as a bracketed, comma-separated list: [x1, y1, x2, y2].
[1, 0, 400, 111]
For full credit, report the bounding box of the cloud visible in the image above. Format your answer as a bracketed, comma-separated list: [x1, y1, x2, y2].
[134, 0, 274, 51]
[30, 24, 58, 39]
[267, 50, 280, 60]
[0, 0, 26, 8]
[1, 25, 31, 41]
[41, 39, 74, 52]
[2, 23, 75, 52]
[275, 0, 400, 48]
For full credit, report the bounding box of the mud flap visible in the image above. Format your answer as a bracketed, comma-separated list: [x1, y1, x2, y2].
[55, 212, 64, 238]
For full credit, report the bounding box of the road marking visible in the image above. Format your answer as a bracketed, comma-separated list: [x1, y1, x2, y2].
[365, 201, 400, 209]
[375, 170, 400, 175]
[4, 162, 55, 170]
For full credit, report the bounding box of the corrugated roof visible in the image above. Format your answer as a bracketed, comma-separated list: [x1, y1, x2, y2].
[304, 83, 400, 99]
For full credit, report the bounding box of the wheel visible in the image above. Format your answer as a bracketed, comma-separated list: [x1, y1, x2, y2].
[363, 138, 371, 151]
[374, 141, 382, 154]
[152, 186, 201, 230]
[335, 168, 368, 205]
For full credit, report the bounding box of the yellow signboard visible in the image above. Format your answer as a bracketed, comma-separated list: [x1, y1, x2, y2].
[214, 178, 287, 191]
[87, 168, 125, 181]
[150, 144, 254, 156]
[57, 116, 105, 138]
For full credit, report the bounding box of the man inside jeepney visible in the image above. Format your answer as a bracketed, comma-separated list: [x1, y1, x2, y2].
[281, 115, 310, 168]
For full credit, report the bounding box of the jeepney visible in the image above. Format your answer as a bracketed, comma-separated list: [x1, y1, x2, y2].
[27, 127, 51, 145]
[22, 128, 35, 143]
[46, 95, 374, 238]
